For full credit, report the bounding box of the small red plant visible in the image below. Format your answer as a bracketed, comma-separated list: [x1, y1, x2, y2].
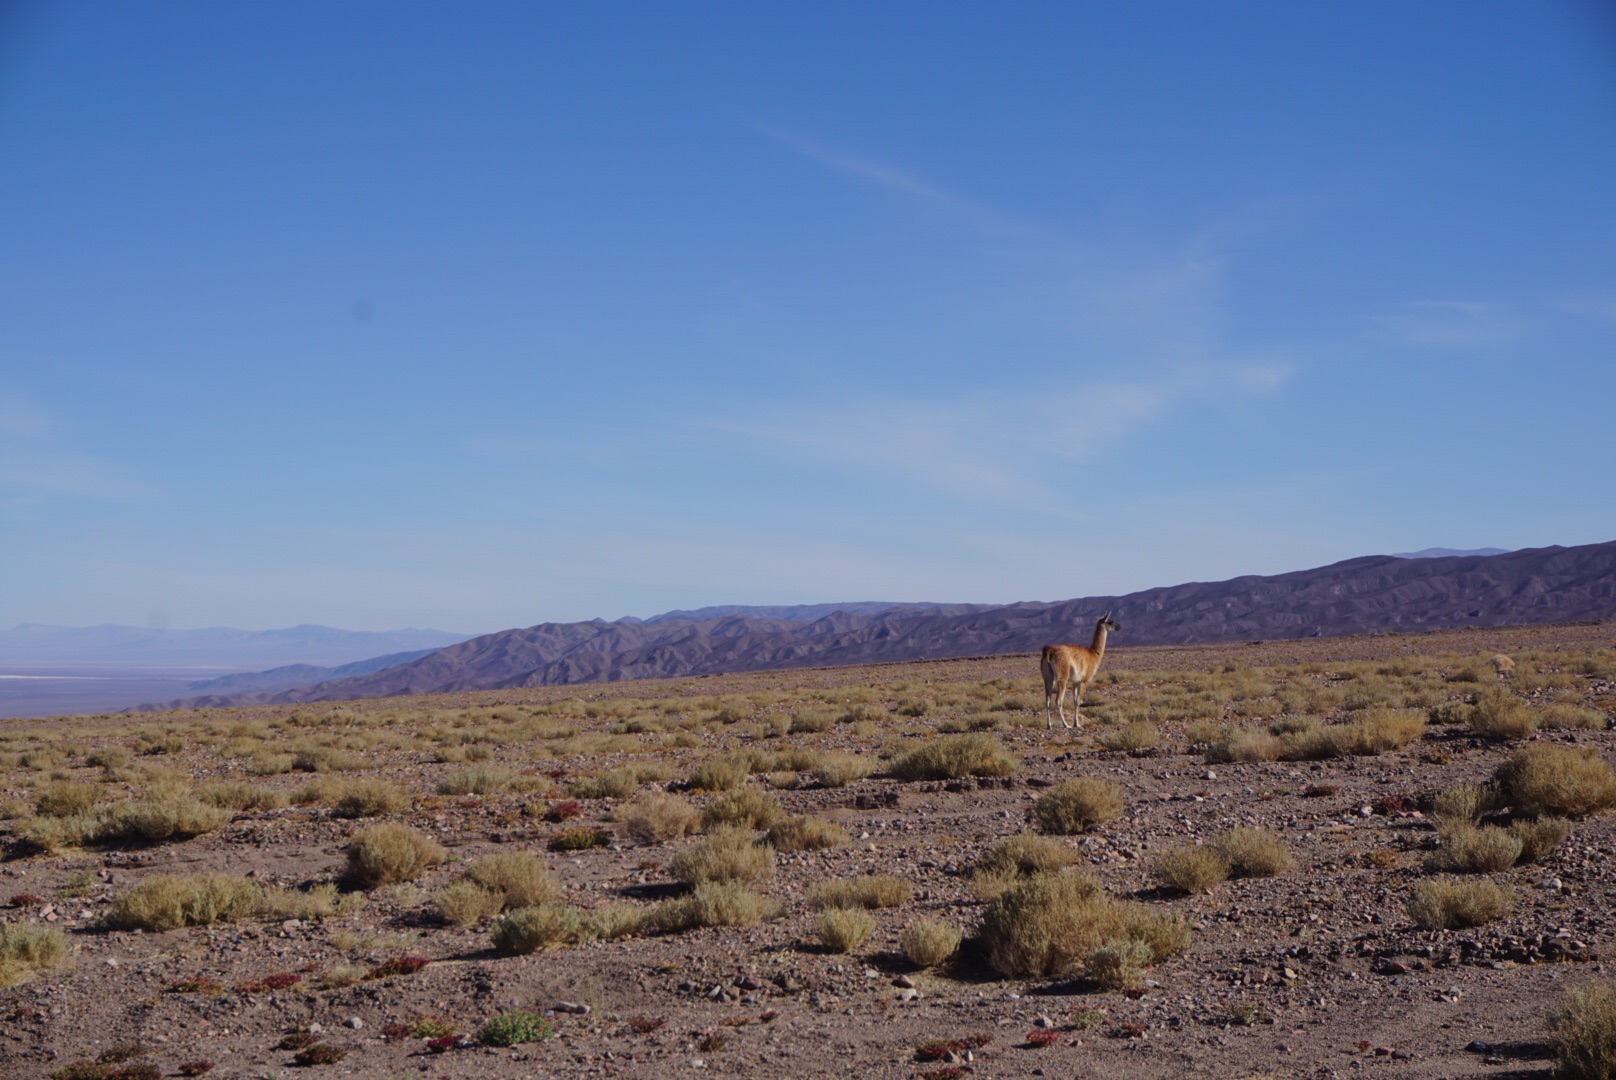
[1379, 795, 1409, 815]
[263, 971, 301, 989]
[547, 768, 570, 779]
[1025, 1029, 1059, 1048]
[425, 1036, 458, 1053]
[368, 956, 429, 979]
[292, 1043, 346, 1066]
[921, 1070, 968, 1080]
[547, 800, 584, 822]
[8, 893, 44, 907]
[109, 1067, 160, 1080]
[1355, 1039, 1372, 1053]
[382, 1023, 410, 1039]
[759, 1009, 779, 1022]
[915, 1034, 992, 1061]
[627, 1015, 666, 1034]
[177, 1063, 215, 1077]
[1304, 783, 1339, 798]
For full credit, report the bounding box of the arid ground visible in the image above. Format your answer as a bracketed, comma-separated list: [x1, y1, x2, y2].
[2, 622, 1614, 1079]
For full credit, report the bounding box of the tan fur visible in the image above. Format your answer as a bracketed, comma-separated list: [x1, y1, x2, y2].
[1491, 653, 1515, 678]
[1042, 613, 1120, 730]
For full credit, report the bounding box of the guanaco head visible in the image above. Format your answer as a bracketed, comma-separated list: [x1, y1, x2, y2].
[1098, 611, 1122, 633]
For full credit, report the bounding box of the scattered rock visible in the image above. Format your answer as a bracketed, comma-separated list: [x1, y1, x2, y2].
[343, 1016, 363, 1030]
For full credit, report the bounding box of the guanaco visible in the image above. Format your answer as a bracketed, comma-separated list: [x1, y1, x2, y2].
[1041, 612, 1121, 730]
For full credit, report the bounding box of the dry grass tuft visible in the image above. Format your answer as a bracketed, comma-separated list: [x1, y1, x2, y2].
[346, 823, 446, 887]
[328, 780, 410, 818]
[1331, 709, 1426, 755]
[1495, 745, 1616, 819]
[436, 766, 512, 795]
[889, 734, 1018, 781]
[1097, 722, 1161, 753]
[701, 787, 783, 830]
[490, 903, 581, 953]
[1152, 846, 1229, 894]
[648, 881, 779, 933]
[1429, 824, 1523, 873]
[977, 872, 1188, 978]
[197, 781, 287, 812]
[811, 752, 875, 788]
[617, 792, 703, 844]
[433, 880, 505, 927]
[1406, 876, 1512, 929]
[669, 826, 775, 887]
[688, 756, 749, 792]
[1212, 827, 1293, 877]
[1551, 981, 1616, 1080]
[816, 907, 876, 952]
[1541, 705, 1609, 731]
[1432, 782, 1501, 824]
[1470, 689, 1538, 740]
[900, 918, 961, 968]
[807, 875, 911, 910]
[1509, 817, 1570, 863]
[1033, 778, 1124, 835]
[766, 815, 849, 852]
[977, 833, 1077, 878]
[106, 874, 264, 931]
[465, 852, 559, 909]
[36, 781, 103, 818]
[1087, 938, 1155, 991]
[1206, 727, 1285, 763]
[0, 922, 68, 988]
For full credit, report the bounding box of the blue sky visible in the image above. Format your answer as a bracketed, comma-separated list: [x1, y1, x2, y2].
[2, 2, 1614, 632]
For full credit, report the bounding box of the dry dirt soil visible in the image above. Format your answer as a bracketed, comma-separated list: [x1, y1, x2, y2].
[2, 622, 1614, 1080]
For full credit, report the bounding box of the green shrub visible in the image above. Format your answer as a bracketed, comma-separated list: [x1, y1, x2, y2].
[977, 872, 1187, 978]
[490, 904, 581, 953]
[478, 1009, 554, 1046]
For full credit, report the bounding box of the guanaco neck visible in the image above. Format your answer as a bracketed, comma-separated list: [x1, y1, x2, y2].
[1090, 620, 1109, 656]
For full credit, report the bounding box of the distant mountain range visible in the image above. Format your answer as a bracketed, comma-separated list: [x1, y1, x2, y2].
[1391, 547, 1511, 559]
[0, 624, 472, 671]
[144, 540, 1616, 710]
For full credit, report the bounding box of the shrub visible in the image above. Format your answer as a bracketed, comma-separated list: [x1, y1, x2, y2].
[1432, 782, 1501, 824]
[434, 880, 505, 927]
[291, 747, 360, 772]
[106, 874, 262, 931]
[346, 823, 445, 887]
[789, 706, 838, 734]
[436, 765, 512, 795]
[900, 918, 961, 967]
[1331, 709, 1426, 755]
[1541, 705, 1609, 731]
[292, 1043, 346, 1065]
[670, 826, 774, 886]
[701, 787, 782, 829]
[479, 1009, 554, 1046]
[889, 734, 1018, 781]
[648, 881, 779, 933]
[1495, 745, 1616, 818]
[1206, 728, 1284, 763]
[0, 922, 68, 987]
[1212, 827, 1293, 877]
[548, 826, 609, 851]
[1470, 690, 1537, 740]
[465, 852, 559, 909]
[811, 752, 875, 788]
[977, 834, 1076, 878]
[766, 815, 849, 852]
[36, 781, 103, 818]
[1096, 722, 1160, 753]
[1510, 817, 1570, 863]
[569, 770, 639, 800]
[490, 903, 581, 953]
[1430, 824, 1523, 873]
[27, 790, 238, 851]
[807, 875, 911, 910]
[331, 780, 410, 818]
[1152, 846, 1229, 894]
[1087, 938, 1155, 990]
[688, 756, 749, 792]
[618, 791, 702, 844]
[1551, 981, 1616, 1080]
[196, 781, 286, 811]
[1406, 876, 1512, 930]
[817, 907, 876, 952]
[1034, 778, 1123, 835]
[583, 901, 648, 940]
[977, 872, 1188, 978]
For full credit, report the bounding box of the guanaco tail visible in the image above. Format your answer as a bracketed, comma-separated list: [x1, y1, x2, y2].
[1041, 612, 1121, 730]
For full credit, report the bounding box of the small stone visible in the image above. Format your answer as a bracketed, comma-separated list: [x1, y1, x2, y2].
[1391, 1050, 1411, 1061]
[307, 1023, 324, 1035]
[894, 975, 915, 989]
[897, 988, 918, 1001]
[281, 919, 302, 932]
[1359, 806, 1374, 818]
[1283, 967, 1298, 980]
[1467, 1040, 1490, 1053]
[103, 958, 119, 968]
[1204, 771, 1217, 781]
[1485, 1056, 1504, 1066]
[737, 976, 763, 992]
[555, 1001, 591, 1014]
[344, 1017, 363, 1030]
[1034, 1015, 1055, 1029]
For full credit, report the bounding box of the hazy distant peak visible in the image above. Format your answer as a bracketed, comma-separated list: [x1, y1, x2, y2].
[1391, 547, 1512, 559]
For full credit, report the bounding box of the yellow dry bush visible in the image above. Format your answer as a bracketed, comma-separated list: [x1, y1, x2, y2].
[806, 875, 912, 910]
[434, 879, 506, 927]
[1551, 981, 1616, 1080]
[1495, 744, 1616, 819]
[669, 826, 774, 887]
[811, 752, 875, 788]
[1470, 689, 1538, 740]
[1152, 846, 1229, 894]
[1097, 722, 1161, 753]
[107, 873, 264, 931]
[464, 852, 559, 909]
[197, 781, 288, 812]
[977, 833, 1077, 878]
[977, 872, 1188, 978]
[648, 881, 779, 933]
[617, 791, 703, 844]
[1212, 827, 1293, 877]
[35, 781, 103, 818]
[436, 765, 512, 795]
[1430, 824, 1523, 873]
[701, 787, 783, 830]
[489, 903, 581, 953]
[0, 923, 68, 988]
[889, 734, 1018, 781]
[765, 815, 849, 852]
[900, 918, 961, 968]
[1406, 876, 1512, 930]
[688, 756, 749, 792]
[1033, 778, 1124, 835]
[346, 823, 446, 887]
[816, 907, 876, 952]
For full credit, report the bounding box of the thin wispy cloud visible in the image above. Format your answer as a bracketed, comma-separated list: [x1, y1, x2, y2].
[755, 124, 1041, 239]
[0, 388, 153, 505]
[1368, 301, 1524, 350]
